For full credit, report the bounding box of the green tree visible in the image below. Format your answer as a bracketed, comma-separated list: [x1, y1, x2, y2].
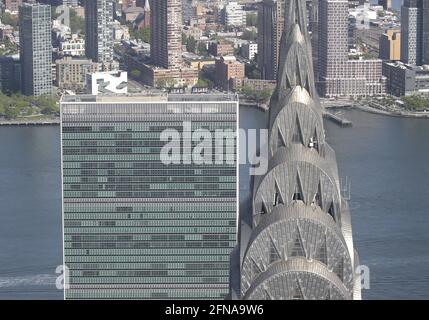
[401, 95, 429, 111]
[196, 79, 209, 88]
[130, 69, 142, 79]
[186, 36, 197, 53]
[70, 9, 85, 35]
[140, 27, 151, 43]
[129, 26, 151, 43]
[0, 12, 18, 29]
[241, 30, 257, 41]
[35, 95, 59, 115]
[197, 42, 209, 57]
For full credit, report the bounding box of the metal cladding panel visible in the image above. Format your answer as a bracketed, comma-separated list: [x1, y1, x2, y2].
[244, 258, 350, 300]
[241, 204, 354, 295]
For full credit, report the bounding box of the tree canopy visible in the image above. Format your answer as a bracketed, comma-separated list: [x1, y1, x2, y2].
[0, 94, 59, 120]
[401, 95, 429, 111]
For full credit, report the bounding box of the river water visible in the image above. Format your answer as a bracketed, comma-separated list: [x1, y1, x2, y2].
[0, 107, 428, 299]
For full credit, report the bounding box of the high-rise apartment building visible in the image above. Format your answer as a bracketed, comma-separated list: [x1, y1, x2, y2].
[378, 0, 392, 10]
[401, 0, 423, 65]
[319, 0, 349, 74]
[150, 0, 182, 69]
[400, 0, 429, 65]
[318, 0, 385, 97]
[257, 0, 285, 80]
[19, 3, 53, 96]
[215, 56, 245, 90]
[310, 0, 320, 81]
[221, 1, 246, 27]
[85, 0, 115, 71]
[421, 1, 429, 65]
[379, 29, 401, 61]
[61, 94, 238, 299]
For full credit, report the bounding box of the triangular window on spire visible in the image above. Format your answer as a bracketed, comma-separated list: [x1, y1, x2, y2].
[312, 181, 322, 208]
[286, 73, 292, 90]
[291, 278, 304, 300]
[296, 56, 302, 87]
[309, 128, 319, 152]
[328, 201, 336, 221]
[260, 199, 268, 215]
[290, 226, 305, 257]
[292, 172, 304, 202]
[273, 180, 285, 207]
[304, 74, 311, 93]
[268, 238, 282, 264]
[277, 127, 286, 149]
[292, 115, 304, 145]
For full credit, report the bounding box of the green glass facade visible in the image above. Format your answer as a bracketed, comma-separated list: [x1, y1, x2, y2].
[61, 95, 238, 299]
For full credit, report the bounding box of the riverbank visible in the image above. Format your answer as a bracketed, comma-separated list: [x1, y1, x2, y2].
[353, 104, 429, 119]
[0, 117, 60, 126]
[323, 101, 429, 119]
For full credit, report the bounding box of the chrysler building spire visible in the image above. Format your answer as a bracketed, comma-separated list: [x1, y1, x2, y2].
[238, 0, 361, 300]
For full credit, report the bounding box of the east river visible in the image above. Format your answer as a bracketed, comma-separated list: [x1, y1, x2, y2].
[0, 106, 428, 299]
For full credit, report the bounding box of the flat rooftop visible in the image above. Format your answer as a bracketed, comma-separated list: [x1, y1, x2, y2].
[61, 93, 239, 103]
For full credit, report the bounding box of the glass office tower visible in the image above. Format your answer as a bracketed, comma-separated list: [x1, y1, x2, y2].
[61, 94, 238, 299]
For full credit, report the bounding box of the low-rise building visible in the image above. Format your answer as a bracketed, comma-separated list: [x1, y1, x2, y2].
[56, 57, 99, 92]
[209, 40, 234, 57]
[59, 34, 85, 57]
[113, 21, 130, 42]
[121, 6, 144, 22]
[143, 64, 199, 88]
[241, 42, 258, 61]
[320, 59, 387, 98]
[215, 56, 245, 91]
[383, 61, 429, 97]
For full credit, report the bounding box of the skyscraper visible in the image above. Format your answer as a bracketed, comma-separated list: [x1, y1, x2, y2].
[61, 94, 238, 299]
[150, 0, 182, 69]
[317, 0, 385, 97]
[379, 29, 401, 61]
[310, 0, 320, 81]
[421, 0, 429, 65]
[378, 0, 392, 10]
[19, 3, 53, 96]
[257, 0, 285, 80]
[401, 0, 423, 65]
[85, 0, 115, 71]
[319, 0, 349, 78]
[232, 0, 361, 300]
